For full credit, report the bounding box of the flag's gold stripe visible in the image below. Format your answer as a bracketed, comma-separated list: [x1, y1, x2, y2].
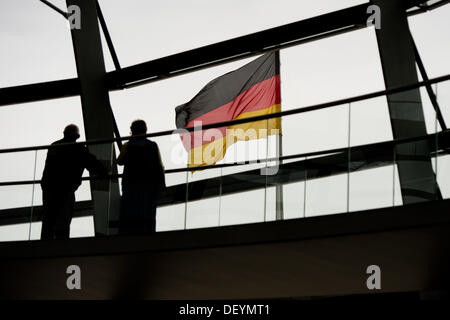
[187, 104, 281, 168]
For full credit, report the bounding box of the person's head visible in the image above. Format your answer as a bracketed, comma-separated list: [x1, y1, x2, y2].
[63, 124, 80, 141]
[130, 119, 147, 136]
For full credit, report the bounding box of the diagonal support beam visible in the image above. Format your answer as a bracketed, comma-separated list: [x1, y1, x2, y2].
[372, 0, 442, 204]
[411, 35, 447, 130]
[96, 0, 122, 72]
[39, 0, 68, 19]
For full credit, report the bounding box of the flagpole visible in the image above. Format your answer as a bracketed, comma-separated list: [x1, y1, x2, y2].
[275, 125, 284, 220]
[275, 50, 284, 221]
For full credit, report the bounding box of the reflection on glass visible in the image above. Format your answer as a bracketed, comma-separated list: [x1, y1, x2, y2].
[282, 180, 306, 220]
[186, 167, 221, 230]
[436, 82, 450, 200]
[394, 135, 439, 204]
[305, 173, 348, 217]
[349, 166, 396, 212]
[282, 105, 349, 157]
[157, 203, 186, 232]
[350, 97, 393, 147]
[348, 138, 396, 212]
[70, 217, 95, 238]
[392, 162, 403, 207]
[0, 223, 32, 242]
[0, 151, 37, 185]
[263, 122, 283, 222]
[28, 150, 38, 240]
[0, 185, 34, 211]
[220, 189, 266, 226]
[154, 170, 187, 232]
[264, 187, 277, 222]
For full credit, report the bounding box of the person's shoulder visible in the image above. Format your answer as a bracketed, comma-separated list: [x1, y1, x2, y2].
[147, 139, 160, 150]
[73, 142, 89, 155]
[120, 141, 129, 150]
[146, 139, 159, 146]
[52, 138, 65, 145]
[48, 138, 69, 153]
[142, 139, 156, 146]
[127, 138, 141, 145]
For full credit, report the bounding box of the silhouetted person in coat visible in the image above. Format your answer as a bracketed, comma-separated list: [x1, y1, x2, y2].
[40, 124, 107, 240]
[117, 120, 166, 234]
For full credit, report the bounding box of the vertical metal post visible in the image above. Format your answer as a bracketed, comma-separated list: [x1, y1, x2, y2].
[66, 0, 121, 235]
[264, 119, 268, 222]
[275, 51, 284, 220]
[29, 150, 38, 240]
[347, 103, 351, 213]
[275, 132, 284, 220]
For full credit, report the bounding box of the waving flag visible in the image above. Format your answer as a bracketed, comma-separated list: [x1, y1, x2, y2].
[175, 52, 281, 168]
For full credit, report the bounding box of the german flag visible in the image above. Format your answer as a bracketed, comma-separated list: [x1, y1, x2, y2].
[175, 52, 281, 168]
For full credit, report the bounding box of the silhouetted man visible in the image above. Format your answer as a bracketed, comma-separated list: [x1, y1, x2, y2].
[40, 124, 107, 240]
[117, 120, 166, 234]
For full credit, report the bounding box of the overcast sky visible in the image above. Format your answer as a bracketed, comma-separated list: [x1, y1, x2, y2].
[0, 0, 449, 240]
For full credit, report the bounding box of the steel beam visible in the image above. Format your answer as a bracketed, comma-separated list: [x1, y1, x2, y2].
[0, 78, 80, 107]
[66, 0, 120, 235]
[0, 0, 433, 107]
[373, 0, 441, 203]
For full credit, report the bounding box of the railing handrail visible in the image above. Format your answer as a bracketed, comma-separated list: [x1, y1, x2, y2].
[1, 128, 448, 187]
[0, 73, 449, 155]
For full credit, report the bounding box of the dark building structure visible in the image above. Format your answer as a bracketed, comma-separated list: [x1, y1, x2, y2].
[0, 0, 449, 299]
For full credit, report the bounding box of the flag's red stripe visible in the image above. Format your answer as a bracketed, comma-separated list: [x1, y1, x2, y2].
[178, 75, 281, 150]
[179, 75, 280, 150]
[185, 74, 280, 129]
[180, 127, 228, 151]
[180, 104, 280, 150]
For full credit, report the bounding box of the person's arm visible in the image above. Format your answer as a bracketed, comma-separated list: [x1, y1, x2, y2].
[83, 147, 108, 177]
[117, 143, 128, 166]
[155, 144, 166, 191]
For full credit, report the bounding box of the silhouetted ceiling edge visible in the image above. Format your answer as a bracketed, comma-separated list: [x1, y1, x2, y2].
[0, 0, 436, 107]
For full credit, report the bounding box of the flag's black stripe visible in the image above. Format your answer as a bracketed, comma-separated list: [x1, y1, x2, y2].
[175, 52, 279, 129]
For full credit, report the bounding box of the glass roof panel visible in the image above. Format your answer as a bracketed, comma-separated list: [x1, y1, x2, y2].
[0, 0, 77, 87]
[98, 0, 368, 67]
